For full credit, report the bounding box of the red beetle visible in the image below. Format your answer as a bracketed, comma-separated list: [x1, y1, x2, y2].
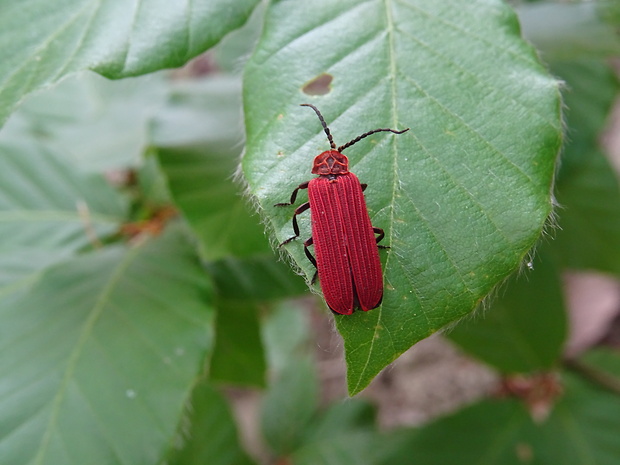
[276, 104, 409, 314]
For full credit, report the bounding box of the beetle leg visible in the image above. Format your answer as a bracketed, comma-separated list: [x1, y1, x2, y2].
[360, 183, 367, 192]
[373, 227, 390, 249]
[303, 237, 318, 283]
[279, 202, 310, 246]
[373, 227, 385, 243]
[303, 237, 317, 268]
[274, 181, 310, 206]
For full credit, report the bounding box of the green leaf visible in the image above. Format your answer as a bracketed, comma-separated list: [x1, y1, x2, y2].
[150, 76, 244, 148]
[536, 351, 620, 465]
[577, 348, 620, 379]
[601, 0, 620, 27]
[153, 76, 307, 298]
[0, 249, 72, 292]
[0, 71, 169, 172]
[153, 77, 271, 260]
[0, 0, 259, 127]
[545, 60, 620, 274]
[213, 3, 266, 74]
[448, 254, 567, 373]
[167, 381, 256, 465]
[261, 357, 319, 456]
[551, 60, 618, 157]
[260, 306, 383, 464]
[378, 350, 620, 465]
[261, 301, 313, 374]
[377, 399, 533, 465]
[564, 350, 620, 402]
[157, 144, 269, 260]
[551, 148, 620, 274]
[305, 400, 376, 441]
[0, 139, 127, 254]
[291, 401, 378, 465]
[518, 2, 620, 60]
[292, 430, 379, 465]
[243, 0, 562, 394]
[205, 254, 306, 301]
[138, 152, 174, 208]
[209, 301, 266, 387]
[0, 226, 215, 465]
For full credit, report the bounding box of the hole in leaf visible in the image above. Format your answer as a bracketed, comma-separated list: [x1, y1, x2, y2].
[302, 73, 333, 95]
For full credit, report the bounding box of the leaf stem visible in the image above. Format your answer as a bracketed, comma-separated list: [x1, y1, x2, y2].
[564, 357, 620, 395]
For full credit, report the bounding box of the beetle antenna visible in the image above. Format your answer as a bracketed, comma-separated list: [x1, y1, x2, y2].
[338, 127, 409, 152]
[300, 103, 337, 149]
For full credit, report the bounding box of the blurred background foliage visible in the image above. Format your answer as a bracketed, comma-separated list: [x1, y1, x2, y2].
[0, 0, 619, 464]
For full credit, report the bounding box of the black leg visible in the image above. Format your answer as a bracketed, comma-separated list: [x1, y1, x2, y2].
[274, 181, 309, 206]
[303, 237, 317, 268]
[279, 202, 310, 246]
[302, 237, 318, 283]
[373, 227, 390, 249]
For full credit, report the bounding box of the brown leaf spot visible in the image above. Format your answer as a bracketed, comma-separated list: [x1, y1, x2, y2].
[302, 73, 333, 96]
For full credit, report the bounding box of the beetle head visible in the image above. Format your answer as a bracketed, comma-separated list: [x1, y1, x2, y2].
[311, 150, 349, 176]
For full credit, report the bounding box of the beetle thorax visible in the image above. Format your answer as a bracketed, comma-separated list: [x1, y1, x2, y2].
[311, 150, 349, 176]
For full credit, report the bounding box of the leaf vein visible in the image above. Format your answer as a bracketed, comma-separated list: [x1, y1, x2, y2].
[32, 241, 147, 464]
[398, 72, 536, 186]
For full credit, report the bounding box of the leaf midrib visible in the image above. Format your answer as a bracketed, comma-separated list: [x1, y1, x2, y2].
[351, 0, 401, 395]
